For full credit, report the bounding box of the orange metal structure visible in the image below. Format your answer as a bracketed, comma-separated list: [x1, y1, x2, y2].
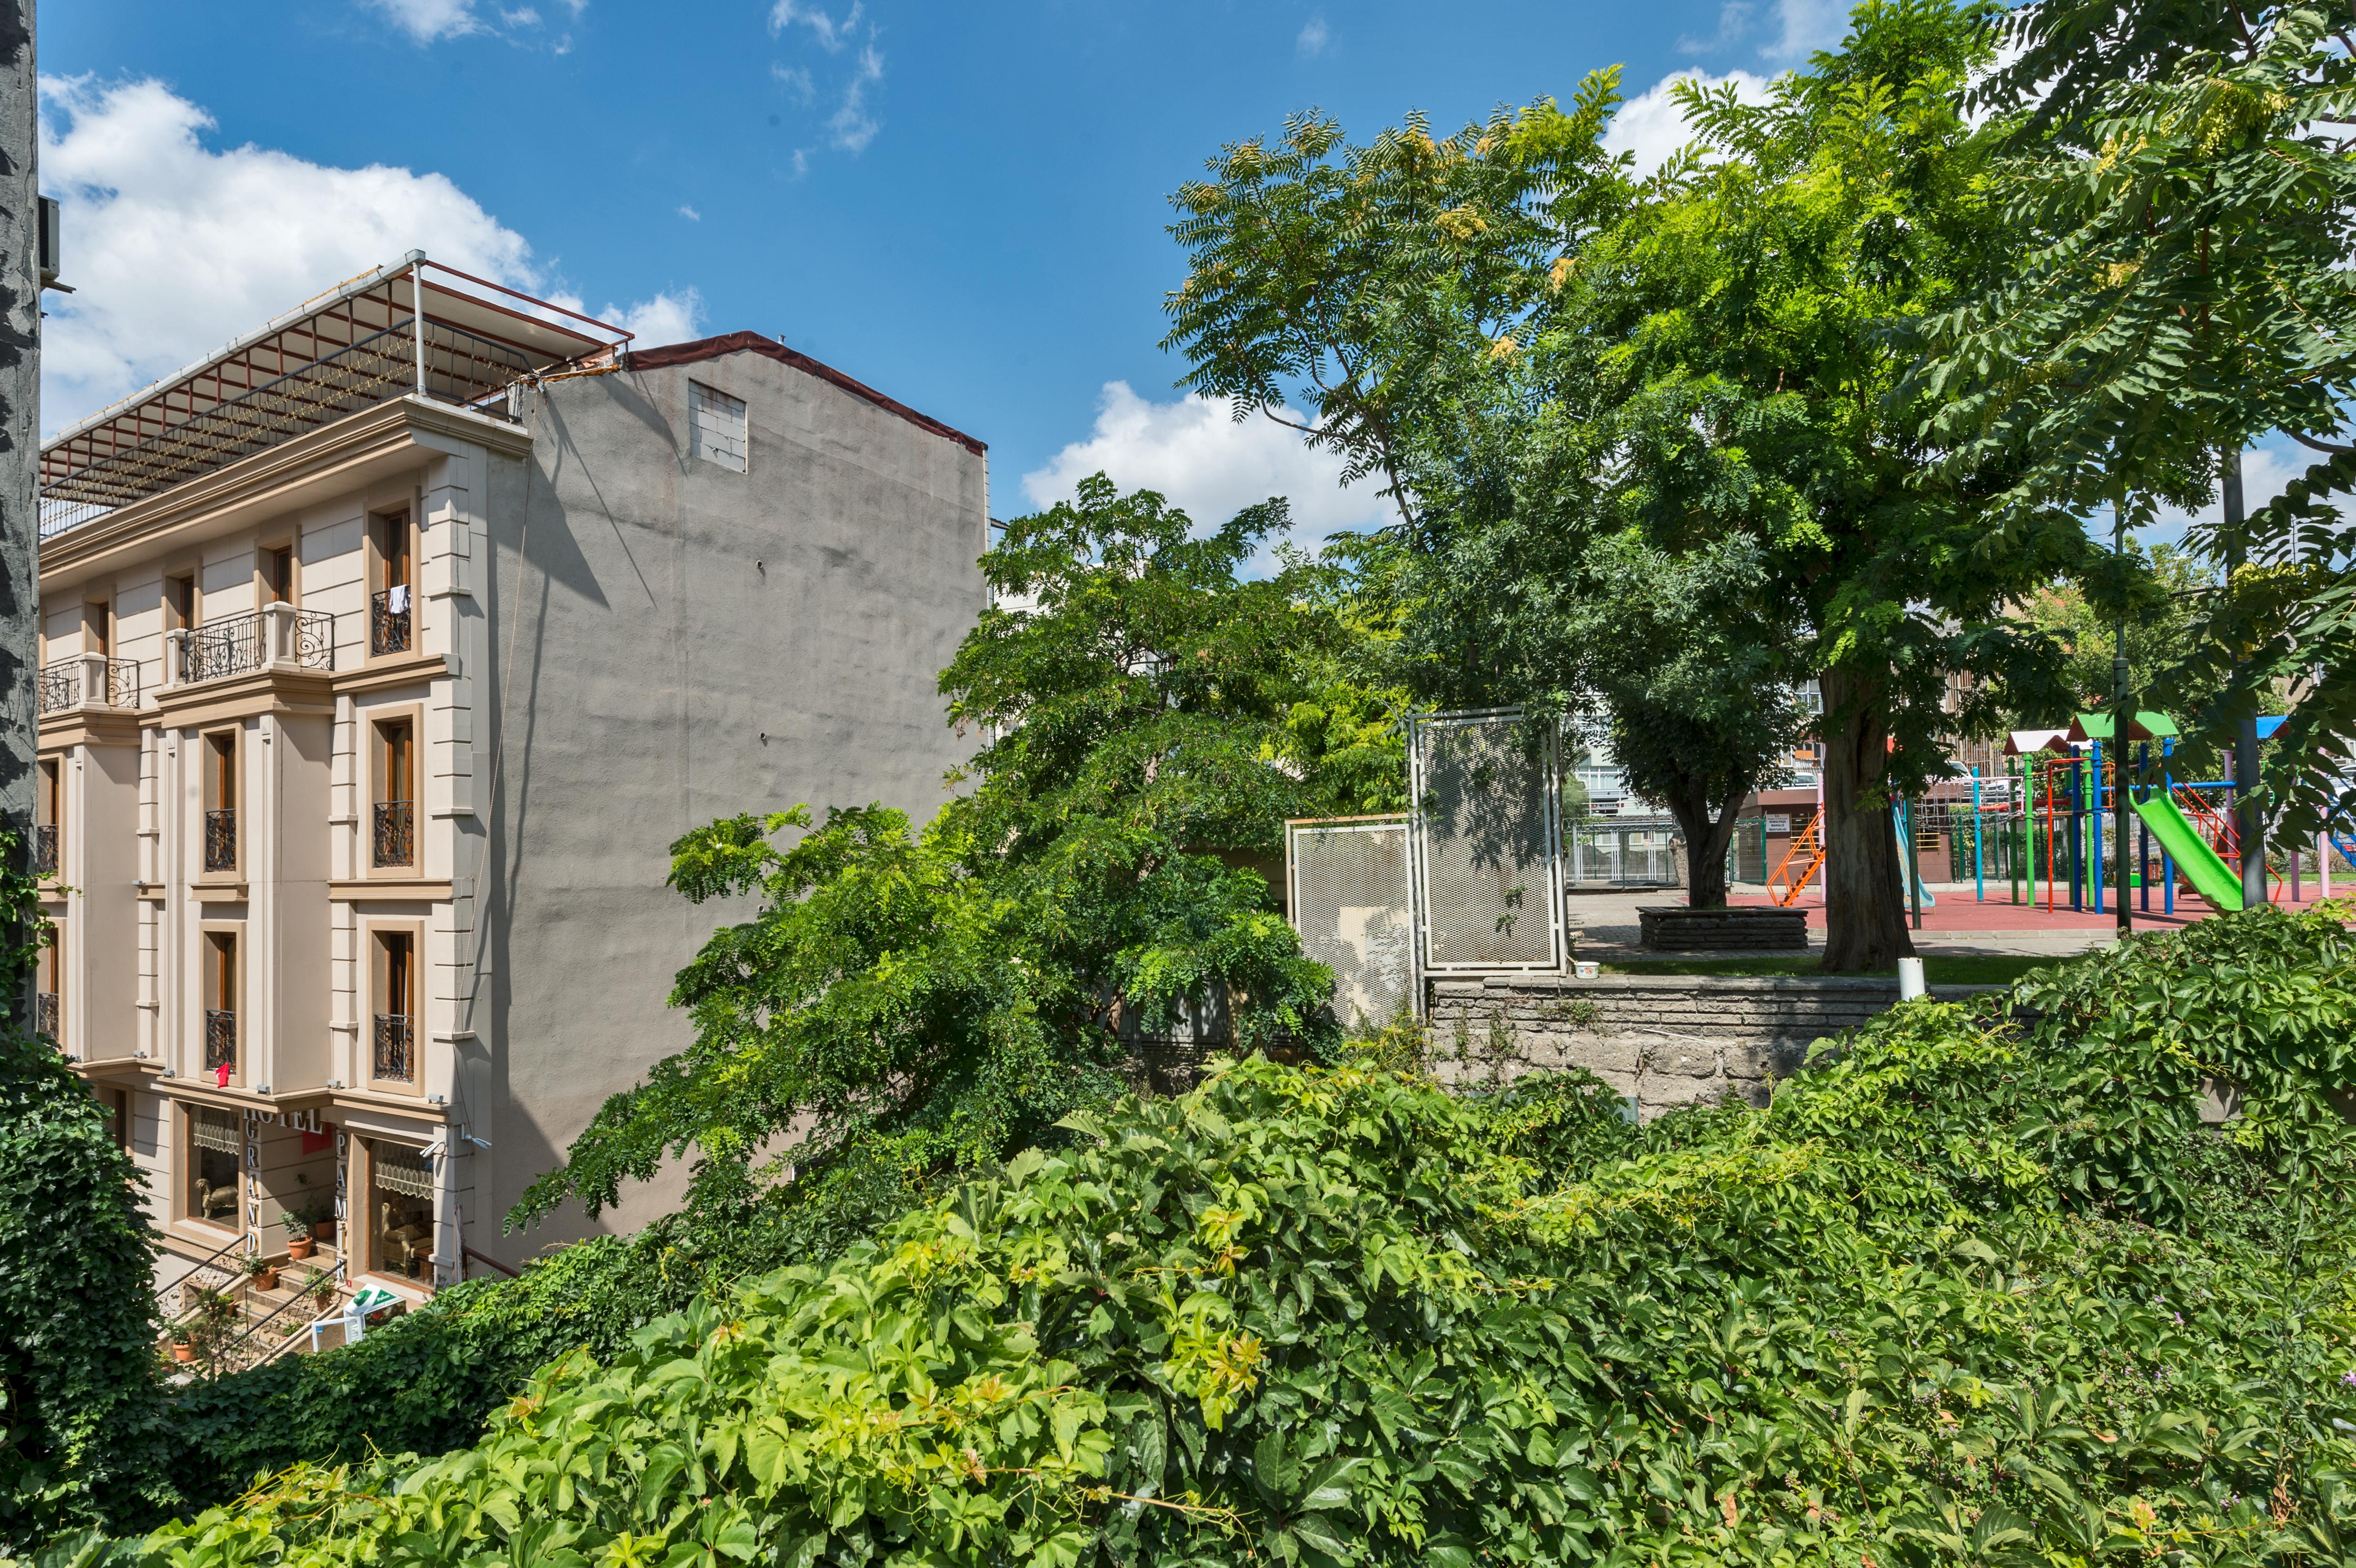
[1767, 814, 1824, 906]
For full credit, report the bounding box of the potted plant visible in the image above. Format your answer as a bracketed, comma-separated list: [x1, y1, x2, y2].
[170, 1331, 194, 1363]
[312, 1211, 336, 1244]
[241, 1253, 279, 1293]
[282, 1211, 316, 1260]
[311, 1277, 337, 1312]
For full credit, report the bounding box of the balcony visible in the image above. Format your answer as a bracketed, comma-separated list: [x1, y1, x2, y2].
[370, 589, 413, 656]
[372, 1013, 414, 1082]
[372, 800, 415, 868]
[33, 824, 56, 876]
[205, 809, 238, 873]
[35, 991, 57, 1039]
[170, 606, 333, 688]
[204, 1009, 237, 1073]
[36, 653, 140, 714]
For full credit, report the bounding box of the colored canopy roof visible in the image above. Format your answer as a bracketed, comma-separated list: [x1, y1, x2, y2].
[2005, 728, 2075, 755]
[2068, 711, 2180, 743]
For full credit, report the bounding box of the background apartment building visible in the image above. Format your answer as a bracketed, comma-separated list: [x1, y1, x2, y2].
[34, 256, 986, 1317]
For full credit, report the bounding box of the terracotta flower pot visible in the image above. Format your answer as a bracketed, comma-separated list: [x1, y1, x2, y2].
[288, 1235, 316, 1260]
[313, 1221, 335, 1242]
[172, 1341, 194, 1363]
[252, 1267, 278, 1292]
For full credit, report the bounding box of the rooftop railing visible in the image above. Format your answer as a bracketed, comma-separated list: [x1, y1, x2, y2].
[40, 318, 534, 539]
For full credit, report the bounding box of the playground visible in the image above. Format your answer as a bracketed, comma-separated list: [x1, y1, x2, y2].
[1730, 711, 2355, 938]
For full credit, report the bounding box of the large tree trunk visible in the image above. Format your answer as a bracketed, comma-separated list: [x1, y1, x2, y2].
[1664, 781, 1750, 910]
[1818, 664, 1915, 972]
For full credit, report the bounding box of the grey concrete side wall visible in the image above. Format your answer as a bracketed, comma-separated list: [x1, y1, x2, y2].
[476, 348, 988, 1258]
[1428, 974, 1999, 1117]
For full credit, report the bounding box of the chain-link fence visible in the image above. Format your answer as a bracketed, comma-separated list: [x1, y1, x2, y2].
[1286, 816, 1414, 1031]
[1567, 816, 1683, 887]
[1409, 711, 1565, 973]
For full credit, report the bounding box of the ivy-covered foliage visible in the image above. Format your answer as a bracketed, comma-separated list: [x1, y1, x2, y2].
[0, 835, 173, 1551]
[82, 904, 2356, 1568]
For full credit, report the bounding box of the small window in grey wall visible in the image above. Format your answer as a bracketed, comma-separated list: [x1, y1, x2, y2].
[688, 380, 748, 472]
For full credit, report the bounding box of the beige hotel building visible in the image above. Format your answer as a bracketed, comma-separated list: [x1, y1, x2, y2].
[35, 256, 985, 1312]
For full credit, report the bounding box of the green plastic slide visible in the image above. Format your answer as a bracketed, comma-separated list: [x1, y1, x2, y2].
[2129, 792, 2243, 912]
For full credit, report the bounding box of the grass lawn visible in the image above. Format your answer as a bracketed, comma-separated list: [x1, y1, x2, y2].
[1596, 953, 2058, 986]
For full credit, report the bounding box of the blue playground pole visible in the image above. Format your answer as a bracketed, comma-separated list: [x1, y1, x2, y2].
[1972, 767, 1984, 902]
[2070, 755, 2085, 911]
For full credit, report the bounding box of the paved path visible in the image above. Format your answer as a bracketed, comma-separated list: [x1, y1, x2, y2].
[1567, 882, 2346, 961]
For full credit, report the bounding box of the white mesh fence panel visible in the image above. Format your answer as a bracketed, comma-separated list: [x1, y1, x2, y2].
[1286, 817, 1414, 1031]
[1410, 711, 1566, 973]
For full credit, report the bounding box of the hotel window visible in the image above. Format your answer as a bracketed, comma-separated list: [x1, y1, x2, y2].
[372, 718, 415, 869]
[34, 758, 58, 876]
[85, 599, 111, 656]
[688, 381, 748, 472]
[203, 730, 237, 873]
[371, 512, 413, 656]
[35, 929, 59, 1041]
[164, 574, 196, 633]
[263, 545, 296, 606]
[189, 1106, 241, 1227]
[371, 930, 417, 1086]
[364, 1139, 435, 1281]
[202, 931, 238, 1082]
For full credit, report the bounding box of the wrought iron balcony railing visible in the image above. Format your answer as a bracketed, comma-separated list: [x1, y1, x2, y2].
[34, 655, 139, 713]
[204, 808, 237, 873]
[174, 607, 333, 686]
[37, 662, 75, 713]
[370, 590, 412, 655]
[35, 991, 58, 1039]
[33, 824, 56, 876]
[373, 1012, 414, 1082]
[372, 800, 415, 867]
[203, 1009, 236, 1073]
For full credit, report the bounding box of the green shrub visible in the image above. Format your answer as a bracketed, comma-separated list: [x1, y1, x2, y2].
[91, 910, 2356, 1568]
[154, 1129, 944, 1513]
[0, 1017, 173, 1548]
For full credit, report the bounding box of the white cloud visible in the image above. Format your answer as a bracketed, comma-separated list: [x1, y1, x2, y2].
[1297, 17, 1329, 56]
[1603, 67, 1774, 176]
[769, 0, 860, 50]
[791, 148, 810, 178]
[1022, 383, 1398, 563]
[676, 204, 701, 221]
[603, 289, 704, 349]
[1762, 0, 1847, 61]
[771, 62, 814, 102]
[828, 45, 884, 152]
[2137, 439, 2339, 555]
[37, 75, 690, 431]
[363, 0, 579, 44]
[365, 0, 483, 41]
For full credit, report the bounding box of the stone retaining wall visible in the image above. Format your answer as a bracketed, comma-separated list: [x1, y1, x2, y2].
[1427, 973, 2001, 1117]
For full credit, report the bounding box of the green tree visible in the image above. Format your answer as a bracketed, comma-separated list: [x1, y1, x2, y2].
[511, 478, 1377, 1236]
[1166, 0, 2081, 966]
[2018, 542, 2228, 716]
[1924, 0, 2356, 834]
[0, 838, 173, 1548]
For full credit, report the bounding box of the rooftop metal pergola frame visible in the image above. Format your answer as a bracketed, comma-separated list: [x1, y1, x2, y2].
[40, 253, 633, 538]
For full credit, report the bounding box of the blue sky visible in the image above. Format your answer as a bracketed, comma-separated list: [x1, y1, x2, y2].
[38, 0, 1845, 541]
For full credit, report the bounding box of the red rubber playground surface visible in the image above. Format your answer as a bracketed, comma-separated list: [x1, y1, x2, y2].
[1726, 885, 2348, 934]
